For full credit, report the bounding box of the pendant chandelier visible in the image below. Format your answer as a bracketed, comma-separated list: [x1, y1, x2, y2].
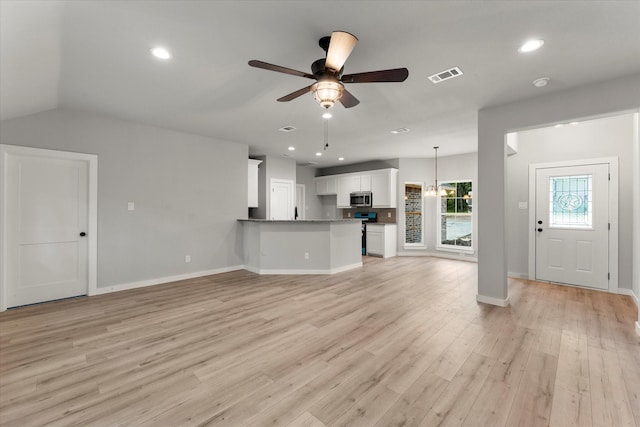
[425, 146, 446, 197]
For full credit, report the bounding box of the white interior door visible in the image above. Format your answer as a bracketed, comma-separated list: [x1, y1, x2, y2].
[2, 146, 94, 307]
[270, 179, 294, 220]
[535, 163, 609, 289]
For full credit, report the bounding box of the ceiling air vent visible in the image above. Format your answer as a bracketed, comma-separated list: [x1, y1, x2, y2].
[279, 126, 296, 132]
[428, 67, 463, 84]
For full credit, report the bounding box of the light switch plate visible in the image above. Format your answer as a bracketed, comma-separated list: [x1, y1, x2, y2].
[127, 202, 135, 211]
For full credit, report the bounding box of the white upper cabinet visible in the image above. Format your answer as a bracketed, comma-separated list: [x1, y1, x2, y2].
[371, 169, 397, 208]
[337, 175, 362, 207]
[360, 175, 372, 191]
[316, 168, 397, 209]
[248, 159, 262, 207]
[315, 176, 337, 195]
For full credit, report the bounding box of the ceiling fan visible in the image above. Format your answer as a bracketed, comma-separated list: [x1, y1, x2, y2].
[248, 31, 409, 109]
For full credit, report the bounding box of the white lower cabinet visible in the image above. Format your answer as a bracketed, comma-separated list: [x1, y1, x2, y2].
[366, 224, 397, 258]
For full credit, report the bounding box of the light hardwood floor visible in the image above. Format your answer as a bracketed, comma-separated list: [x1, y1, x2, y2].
[1, 256, 638, 426]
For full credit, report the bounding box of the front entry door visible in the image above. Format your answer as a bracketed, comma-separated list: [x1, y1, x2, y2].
[535, 163, 609, 289]
[2, 146, 94, 307]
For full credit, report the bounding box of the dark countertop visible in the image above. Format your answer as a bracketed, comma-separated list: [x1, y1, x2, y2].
[239, 219, 361, 223]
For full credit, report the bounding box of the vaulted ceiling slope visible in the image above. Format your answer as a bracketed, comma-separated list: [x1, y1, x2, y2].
[2, 1, 640, 166]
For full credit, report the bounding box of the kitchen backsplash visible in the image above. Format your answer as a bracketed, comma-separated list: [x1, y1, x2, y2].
[342, 208, 396, 224]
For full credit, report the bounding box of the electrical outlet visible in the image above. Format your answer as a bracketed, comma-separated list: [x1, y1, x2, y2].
[185, 255, 191, 263]
[387, 212, 391, 218]
[304, 252, 309, 260]
[127, 202, 135, 211]
[347, 212, 351, 217]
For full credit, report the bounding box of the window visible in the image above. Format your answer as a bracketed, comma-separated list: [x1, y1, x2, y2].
[438, 180, 473, 250]
[549, 174, 592, 229]
[404, 182, 424, 246]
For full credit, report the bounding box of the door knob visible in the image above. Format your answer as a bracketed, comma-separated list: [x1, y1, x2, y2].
[537, 220, 543, 225]
[537, 228, 543, 232]
[79, 232, 86, 237]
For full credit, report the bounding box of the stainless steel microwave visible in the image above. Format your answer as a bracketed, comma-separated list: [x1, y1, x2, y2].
[350, 191, 372, 207]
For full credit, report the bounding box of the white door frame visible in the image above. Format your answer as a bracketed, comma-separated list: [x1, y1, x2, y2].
[296, 184, 306, 220]
[528, 157, 619, 292]
[0, 145, 98, 311]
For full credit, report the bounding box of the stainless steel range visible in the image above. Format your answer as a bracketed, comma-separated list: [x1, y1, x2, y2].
[354, 212, 377, 255]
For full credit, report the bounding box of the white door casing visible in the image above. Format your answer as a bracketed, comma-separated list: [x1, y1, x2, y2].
[528, 158, 619, 291]
[269, 178, 294, 220]
[296, 184, 305, 220]
[0, 145, 98, 310]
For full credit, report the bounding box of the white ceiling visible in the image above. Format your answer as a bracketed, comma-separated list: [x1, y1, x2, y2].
[2, 1, 640, 167]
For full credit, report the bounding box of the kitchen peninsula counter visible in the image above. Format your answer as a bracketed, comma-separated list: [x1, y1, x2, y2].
[238, 219, 362, 274]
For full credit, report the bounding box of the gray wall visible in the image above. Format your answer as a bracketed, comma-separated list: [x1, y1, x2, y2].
[0, 108, 247, 289]
[320, 196, 340, 220]
[478, 72, 640, 304]
[318, 159, 399, 177]
[507, 113, 635, 289]
[398, 153, 478, 259]
[296, 165, 323, 219]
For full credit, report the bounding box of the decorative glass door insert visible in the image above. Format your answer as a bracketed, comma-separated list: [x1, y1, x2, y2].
[404, 183, 423, 245]
[548, 174, 592, 229]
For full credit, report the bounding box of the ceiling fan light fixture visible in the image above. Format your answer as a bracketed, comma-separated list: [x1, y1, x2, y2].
[311, 80, 343, 109]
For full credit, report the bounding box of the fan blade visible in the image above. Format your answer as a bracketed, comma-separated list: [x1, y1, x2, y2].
[339, 88, 360, 108]
[277, 85, 313, 102]
[248, 60, 315, 80]
[341, 68, 409, 83]
[325, 31, 358, 73]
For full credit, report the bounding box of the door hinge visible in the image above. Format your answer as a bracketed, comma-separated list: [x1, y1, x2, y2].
[608, 272, 610, 280]
[608, 173, 611, 180]
[608, 223, 611, 230]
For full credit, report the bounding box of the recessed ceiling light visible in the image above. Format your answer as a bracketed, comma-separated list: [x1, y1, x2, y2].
[518, 39, 544, 53]
[322, 112, 332, 119]
[338, 157, 345, 161]
[554, 124, 564, 128]
[315, 152, 322, 157]
[570, 122, 579, 126]
[391, 127, 410, 134]
[533, 77, 549, 88]
[150, 46, 171, 60]
[288, 146, 295, 151]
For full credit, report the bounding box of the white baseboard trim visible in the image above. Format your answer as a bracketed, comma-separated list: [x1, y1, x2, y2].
[508, 272, 529, 279]
[397, 251, 478, 263]
[476, 293, 511, 307]
[93, 265, 245, 295]
[243, 262, 362, 275]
